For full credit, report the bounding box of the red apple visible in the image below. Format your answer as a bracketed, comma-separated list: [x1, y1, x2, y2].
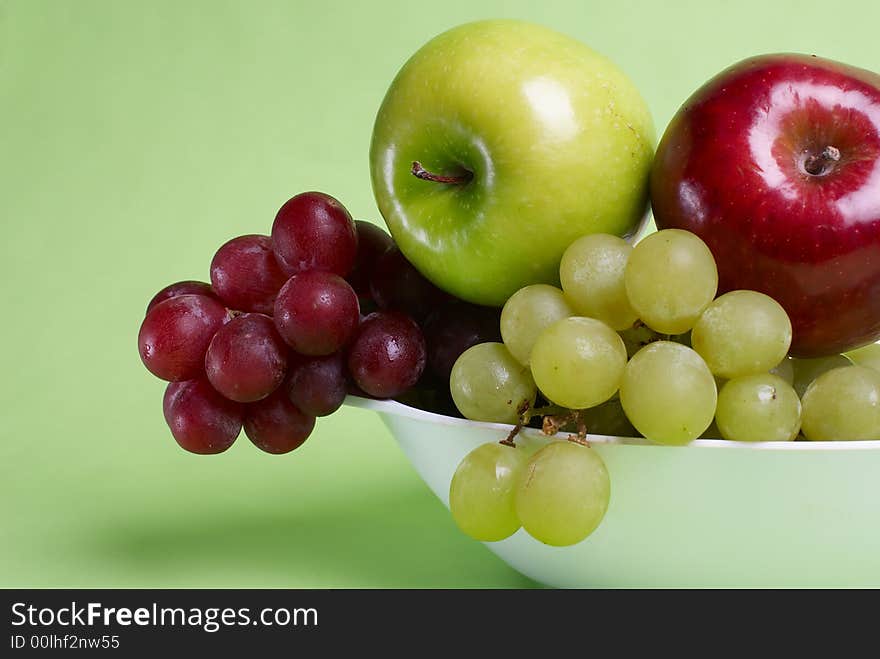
[651, 53, 880, 357]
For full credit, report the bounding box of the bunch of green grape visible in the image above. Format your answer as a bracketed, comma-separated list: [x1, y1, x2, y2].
[449, 439, 610, 546]
[447, 228, 880, 546]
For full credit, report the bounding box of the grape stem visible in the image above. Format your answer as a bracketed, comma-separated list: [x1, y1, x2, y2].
[568, 410, 591, 447]
[542, 413, 570, 435]
[499, 400, 532, 447]
[542, 410, 591, 446]
[502, 402, 593, 448]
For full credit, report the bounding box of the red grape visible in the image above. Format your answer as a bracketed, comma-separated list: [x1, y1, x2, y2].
[347, 220, 394, 299]
[369, 246, 450, 321]
[287, 352, 348, 417]
[422, 301, 502, 380]
[271, 192, 358, 277]
[139, 294, 229, 381]
[163, 379, 242, 454]
[146, 280, 217, 315]
[347, 311, 426, 398]
[210, 234, 288, 314]
[274, 271, 360, 356]
[205, 313, 287, 402]
[244, 389, 316, 454]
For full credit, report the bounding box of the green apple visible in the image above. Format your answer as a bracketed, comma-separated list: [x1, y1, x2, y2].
[370, 20, 655, 306]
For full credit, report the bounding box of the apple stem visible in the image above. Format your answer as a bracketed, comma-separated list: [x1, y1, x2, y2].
[803, 146, 841, 176]
[411, 160, 473, 185]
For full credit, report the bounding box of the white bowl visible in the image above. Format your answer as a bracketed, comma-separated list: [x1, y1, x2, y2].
[347, 395, 880, 588]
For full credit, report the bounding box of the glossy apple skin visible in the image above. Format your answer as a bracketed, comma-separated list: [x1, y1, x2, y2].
[652, 54, 880, 357]
[371, 20, 655, 306]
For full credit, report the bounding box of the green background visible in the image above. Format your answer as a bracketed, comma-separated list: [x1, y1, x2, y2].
[2, 0, 878, 588]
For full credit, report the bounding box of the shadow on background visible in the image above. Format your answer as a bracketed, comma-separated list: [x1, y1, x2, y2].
[85, 486, 540, 589]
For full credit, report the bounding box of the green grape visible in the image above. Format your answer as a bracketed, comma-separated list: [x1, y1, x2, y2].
[800, 366, 880, 441]
[619, 341, 717, 445]
[790, 354, 852, 398]
[845, 342, 880, 372]
[715, 374, 801, 442]
[449, 442, 529, 542]
[529, 317, 627, 409]
[500, 284, 573, 365]
[450, 342, 537, 424]
[769, 356, 794, 386]
[515, 441, 610, 547]
[691, 290, 792, 379]
[624, 229, 718, 334]
[559, 234, 638, 331]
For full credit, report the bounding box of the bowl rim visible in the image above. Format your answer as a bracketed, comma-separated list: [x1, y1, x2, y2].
[344, 394, 880, 451]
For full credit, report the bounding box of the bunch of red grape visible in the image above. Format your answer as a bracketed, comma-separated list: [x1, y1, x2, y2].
[138, 191, 500, 455]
